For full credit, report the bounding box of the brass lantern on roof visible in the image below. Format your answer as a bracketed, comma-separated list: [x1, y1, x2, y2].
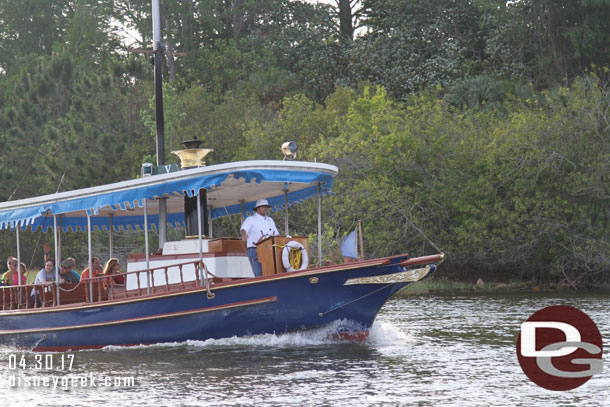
[171, 137, 214, 169]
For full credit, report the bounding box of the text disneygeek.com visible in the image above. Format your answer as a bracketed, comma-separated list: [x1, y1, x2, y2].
[8, 373, 136, 390]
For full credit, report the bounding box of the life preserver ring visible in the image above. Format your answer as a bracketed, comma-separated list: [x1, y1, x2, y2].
[281, 241, 309, 271]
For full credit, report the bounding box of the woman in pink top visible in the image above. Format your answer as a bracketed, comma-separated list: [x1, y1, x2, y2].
[2, 258, 27, 285]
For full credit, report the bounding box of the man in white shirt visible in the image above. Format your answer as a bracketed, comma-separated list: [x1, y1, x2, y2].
[30, 259, 57, 307]
[240, 199, 279, 277]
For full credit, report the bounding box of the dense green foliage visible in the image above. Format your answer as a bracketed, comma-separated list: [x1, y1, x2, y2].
[0, 1, 608, 286]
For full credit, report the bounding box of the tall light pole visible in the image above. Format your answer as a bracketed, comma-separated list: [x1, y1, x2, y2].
[152, 0, 167, 249]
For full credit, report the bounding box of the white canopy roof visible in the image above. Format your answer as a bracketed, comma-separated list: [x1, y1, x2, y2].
[0, 160, 338, 231]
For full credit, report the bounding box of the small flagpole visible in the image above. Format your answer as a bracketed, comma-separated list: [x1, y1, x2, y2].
[358, 220, 364, 259]
[353, 224, 358, 259]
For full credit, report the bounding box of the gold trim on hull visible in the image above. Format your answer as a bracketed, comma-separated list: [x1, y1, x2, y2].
[343, 266, 431, 286]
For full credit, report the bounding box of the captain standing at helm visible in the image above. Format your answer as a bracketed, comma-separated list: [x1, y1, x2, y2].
[240, 199, 279, 277]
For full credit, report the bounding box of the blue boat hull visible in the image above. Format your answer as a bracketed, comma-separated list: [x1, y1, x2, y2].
[0, 256, 435, 351]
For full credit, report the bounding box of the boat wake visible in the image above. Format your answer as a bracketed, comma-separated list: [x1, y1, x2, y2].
[0, 319, 415, 354]
[186, 319, 369, 349]
[93, 319, 414, 352]
[368, 319, 415, 345]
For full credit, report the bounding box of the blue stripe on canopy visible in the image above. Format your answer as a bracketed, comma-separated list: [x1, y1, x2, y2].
[18, 213, 187, 233]
[213, 184, 325, 219]
[0, 165, 335, 231]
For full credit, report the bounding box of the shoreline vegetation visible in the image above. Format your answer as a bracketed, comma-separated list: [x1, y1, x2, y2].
[0, 1, 608, 288]
[22, 267, 608, 296]
[399, 276, 610, 296]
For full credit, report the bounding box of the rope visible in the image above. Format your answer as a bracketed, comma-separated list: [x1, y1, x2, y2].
[6, 171, 29, 201]
[55, 171, 66, 193]
[355, 167, 444, 254]
[22, 170, 64, 270]
[200, 261, 214, 299]
[28, 216, 50, 270]
[220, 197, 248, 252]
[272, 243, 303, 270]
[289, 247, 302, 270]
[58, 281, 82, 292]
[318, 284, 393, 316]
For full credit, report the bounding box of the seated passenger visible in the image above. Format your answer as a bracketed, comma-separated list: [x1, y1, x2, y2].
[81, 257, 103, 281]
[1, 256, 27, 286]
[19, 262, 28, 283]
[58, 257, 81, 284]
[30, 259, 57, 307]
[103, 258, 124, 285]
[0, 256, 13, 285]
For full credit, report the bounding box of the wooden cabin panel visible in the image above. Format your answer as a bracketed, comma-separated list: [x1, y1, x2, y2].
[272, 236, 309, 273]
[58, 283, 87, 305]
[59, 282, 107, 305]
[257, 236, 309, 275]
[208, 237, 246, 253]
[256, 237, 277, 276]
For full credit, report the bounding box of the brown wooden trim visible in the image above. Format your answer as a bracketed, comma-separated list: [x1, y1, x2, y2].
[399, 254, 445, 267]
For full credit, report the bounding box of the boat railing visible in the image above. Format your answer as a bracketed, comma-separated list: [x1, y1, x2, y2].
[0, 282, 57, 311]
[0, 260, 216, 311]
[98, 259, 216, 300]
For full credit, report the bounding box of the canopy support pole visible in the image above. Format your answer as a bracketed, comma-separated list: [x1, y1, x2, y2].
[144, 199, 151, 295]
[57, 215, 62, 268]
[16, 223, 21, 287]
[358, 220, 364, 259]
[197, 190, 206, 287]
[284, 184, 289, 236]
[158, 198, 167, 250]
[208, 206, 213, 238]
[87, 213, 93, 302]
[109, 214, 114, 258]
[239, 200, 245, 224]
[15, 223, 22, 307]
[53, 215, 60, 305]
[317, 182, 322, 266]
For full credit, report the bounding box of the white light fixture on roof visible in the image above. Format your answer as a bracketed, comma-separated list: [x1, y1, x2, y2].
[281, 141, 298, 160]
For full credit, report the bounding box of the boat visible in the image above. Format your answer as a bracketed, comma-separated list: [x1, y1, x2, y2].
[0, 1, 444, 352]
[0, 153, 443, 351]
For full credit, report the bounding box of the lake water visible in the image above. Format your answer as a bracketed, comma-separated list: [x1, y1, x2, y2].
[1, 291, 608, 406]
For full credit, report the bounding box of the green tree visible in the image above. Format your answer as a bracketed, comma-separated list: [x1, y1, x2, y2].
[331, 0, 363, 41]
[351, 0, 488, 100]
[308, 79, 609, 285]
[0, 52, 147, 196]
[0, 0, 71, 73]
[0, 0, 116, 74]
[484, 0, 610, 88]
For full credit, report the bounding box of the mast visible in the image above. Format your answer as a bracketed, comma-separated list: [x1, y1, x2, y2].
[152, 0, 167, 248]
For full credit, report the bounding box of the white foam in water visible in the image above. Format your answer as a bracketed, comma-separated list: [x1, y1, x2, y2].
[187, 319, 367, 349]
[91, 319, 412, 352]
[100, 341, 187, 352]
[368, 320, 416, 346]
